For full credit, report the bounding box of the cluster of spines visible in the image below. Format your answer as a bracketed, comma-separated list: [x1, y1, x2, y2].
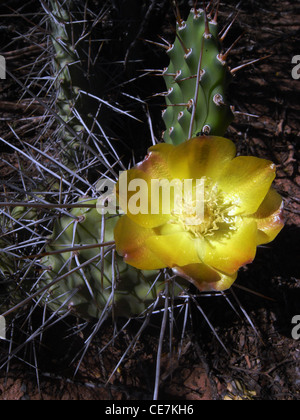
[161, 7, 234, 145]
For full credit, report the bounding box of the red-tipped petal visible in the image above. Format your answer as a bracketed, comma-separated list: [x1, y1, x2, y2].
[250, 188, 285, 245]
[173, 263, 238, 292]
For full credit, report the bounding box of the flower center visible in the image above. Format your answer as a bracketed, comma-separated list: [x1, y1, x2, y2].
[170, 177, 238, 239]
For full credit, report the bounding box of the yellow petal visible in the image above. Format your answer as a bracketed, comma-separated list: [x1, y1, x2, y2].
[250, 188, 285, 245]
[145, 231, 202, 268]
[217, 156, 276, 215]
[147, 143, 174, 177]
[131, 143, 174, 181]
[114, 215, 166, 270]
[174, 263, 238, 292]
[202, 220, 258, 275]
[116, 168, 171, 229]
[166, 136, 237, 180]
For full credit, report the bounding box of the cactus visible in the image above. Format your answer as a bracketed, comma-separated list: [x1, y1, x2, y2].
[1, 4, 237, 322]
[40, 198, 173, 320]
[47, 0, 118, 165]
[38, 7, 239, 320]
[48, 0, 90, 160]
[162, 7, 234, 145]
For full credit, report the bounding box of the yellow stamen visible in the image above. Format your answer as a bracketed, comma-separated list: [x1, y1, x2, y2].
[170, 177, 238, 238]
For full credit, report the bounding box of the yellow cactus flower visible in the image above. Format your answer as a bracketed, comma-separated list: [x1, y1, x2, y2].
[114, 136, 284, 292]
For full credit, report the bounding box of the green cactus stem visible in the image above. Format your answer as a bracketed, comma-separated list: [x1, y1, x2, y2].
[162, 8, 234, 145]
[49, 0, 98, 161]
[40, 198, 183, 320]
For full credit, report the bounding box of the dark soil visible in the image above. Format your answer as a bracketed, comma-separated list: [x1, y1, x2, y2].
[0, 0, 299, 400]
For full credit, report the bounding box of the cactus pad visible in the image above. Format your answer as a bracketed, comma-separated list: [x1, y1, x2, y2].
[162, 8, 234, 145]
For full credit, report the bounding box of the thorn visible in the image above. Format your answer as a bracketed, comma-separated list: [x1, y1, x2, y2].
[162, 72, 179, 78]
[205, 1, 212, 12]
[202, 2, 211, 37]
[173, 0, 183, 27]
[207, 2, 215, 19]
[164, 103, 192, 108]
[176, 33, 190, 55]
[158, 35, 172, 47]
[213, 0, 220, 23]
[219, 12, 240, 42]
[176, 74, 198, 82]
[138, 68, 168, 75]
[150, 91, 170, 98]
[233, 284, 276, 302]
[143, 38, 170, 50]
[19, 242, 115, 260]
[231, 55, 271, 74]
[188, 31, 205, 138]
[221, 32, 244, 60]
[0, 202, 97, 210]
[233, 110, 260, 118]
